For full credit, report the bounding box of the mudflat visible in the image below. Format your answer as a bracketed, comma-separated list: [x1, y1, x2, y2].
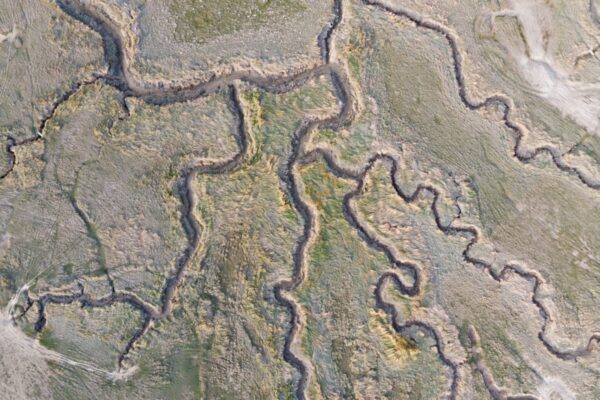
[2, 1, 600, 399]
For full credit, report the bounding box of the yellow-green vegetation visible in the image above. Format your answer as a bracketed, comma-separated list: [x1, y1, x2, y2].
[344, 27, 368, 78]
[257, 79, 338, 158]
[170, 0, 307, 43]
[369, 310, 419, 366]
[244, 89, 265, 129]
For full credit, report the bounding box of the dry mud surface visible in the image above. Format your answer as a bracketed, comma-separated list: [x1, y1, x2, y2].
[2, 0, 600, 399]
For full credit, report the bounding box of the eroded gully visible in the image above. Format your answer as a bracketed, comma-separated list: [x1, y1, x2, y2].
[2, 1, 600, 399]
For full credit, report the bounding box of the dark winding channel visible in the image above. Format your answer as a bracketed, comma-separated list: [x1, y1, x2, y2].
[0, 75, 102, 179]
[363, 0, 600, 191]
[300, 149, 462, 398]
[362, 0, 600, 364]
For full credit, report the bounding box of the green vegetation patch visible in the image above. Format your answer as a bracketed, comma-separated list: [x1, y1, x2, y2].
[170, 0, 307, 43]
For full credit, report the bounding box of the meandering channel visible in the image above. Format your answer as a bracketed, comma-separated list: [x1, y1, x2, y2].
[2, 1, 600, 399]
